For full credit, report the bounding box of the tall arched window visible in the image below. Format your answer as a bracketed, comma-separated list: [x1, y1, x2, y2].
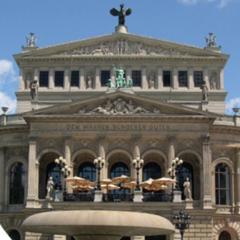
[78, 162, 96, 181]
[143, 162, 161, 180]
[46, 162, 62, 190]
[215, 163, 231, 205]
[8, 229, 21, 240]
[219, 231, 231, 240]
[110, 162, 129, 178]
[177, 162, 194, 200]
[9, 162, 25, 204]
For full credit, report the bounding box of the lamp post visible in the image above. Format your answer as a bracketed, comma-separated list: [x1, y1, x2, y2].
[167, 157, 183, 190]
[173, 209, 191, 240]
[133, 157, 144, 191]
[55, 156, 71, 189]
[94, 157, 105, 190]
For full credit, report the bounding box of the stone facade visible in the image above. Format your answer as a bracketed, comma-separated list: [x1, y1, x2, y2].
[0, 26, 240, 240]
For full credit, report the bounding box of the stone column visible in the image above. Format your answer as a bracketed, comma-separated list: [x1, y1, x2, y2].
[65, 139, 72, 176]
[0, 148, 5, 211]
[141, 68, 148, 89]
[157, 68, 163, 89]
[19, 69, 25, 90]
[34, 69, 39, 82]
[98, 139, 106, 179]
[203, 68, 210, 90]
[236, 149, 240, 213]
[202, 135, 212, 209]
[49, 69, 54, 89]
[95, 68, 101, 89]
[168, 137, 175, 170]
[79, 68, 85, 90]
[26, 140, 38, 208]
[64, 69, 70, 90]
[188, 69, 194, 89]
[173, 68, 178, 89]
[219, 68, 224, 90]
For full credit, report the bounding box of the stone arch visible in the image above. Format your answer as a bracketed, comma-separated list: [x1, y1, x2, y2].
[72, 149, 97, 163]
[213, 221, 240, 240]
[212, 157, 234, 206]
[37, 148, 62, 163]
[177, 150, 201, 200]
[142, 149, 167, 179]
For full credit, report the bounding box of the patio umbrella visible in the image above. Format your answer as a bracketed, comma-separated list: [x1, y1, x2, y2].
[112, 175, 130, 184]
[0, 225, 11, 240]
[66, 176, 94, 186]
[101, 178, 112, 184]
[72, 185, 94, 191]
[122, 181, 137, 191]
[101, 184, 120, 191]
[140, 178, 154, 189]
[152, 177, 176, 185]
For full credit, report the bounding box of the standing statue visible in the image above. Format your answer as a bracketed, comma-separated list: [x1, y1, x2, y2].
[201, 80, 208, 102]
[26, 32, 37, 48]
[46, 176, 55, 201]
[29, 80, 38, 100]
[183, 177, 192, 200]
[110, 4, 132, 26]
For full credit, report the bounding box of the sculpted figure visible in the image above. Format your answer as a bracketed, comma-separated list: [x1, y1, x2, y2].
[46, 176, 54, 201]
[26, 32, 37, 48]
[201, 80, 208, 102]
[209, 72, 217, 89]
[87, 76, 93, 89]
[29, 80, 38, 100]
[183, 177, 192, 200]
[110, 4, 132, 26]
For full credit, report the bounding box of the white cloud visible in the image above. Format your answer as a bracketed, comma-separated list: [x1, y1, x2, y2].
[0, 92, 16, 114]
[177, 0, 233, 7]
[225, 97, 240, 115]
[0, 59, 17, 86]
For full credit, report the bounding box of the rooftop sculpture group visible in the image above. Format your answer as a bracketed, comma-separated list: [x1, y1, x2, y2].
[108, 68, 133, 89]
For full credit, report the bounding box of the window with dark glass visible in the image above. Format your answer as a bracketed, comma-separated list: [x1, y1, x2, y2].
[78, 162, 96, 181]
[143, 162, 161, 181]
[163, 71, 171, 87]
[215, 163, 231, 205]
[177, 162, 194, 200]
[39, 71, 49, 87]
[9, 162, 25, 204]
[110, 162, 129, 178]
[8, 230, 21, 240]
[194, 71, 203, 87]
[178, 71, 188, 87]
[71, 71, 80, 87]
[54, 71, 64, 87]
[101, 70, 111, 87]
[219, 231, 231, 240]
[46, 162, 62, 190]
[145, 236, 167, 240]
[132, 70, 142, 87]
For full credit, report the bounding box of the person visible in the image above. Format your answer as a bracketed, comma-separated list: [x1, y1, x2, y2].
[29, 80, 38, 100]
[46, 176, 55, 201]
[183, 177, 192, 200]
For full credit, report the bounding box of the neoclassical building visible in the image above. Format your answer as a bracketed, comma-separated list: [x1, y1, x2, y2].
[0, 7, 240, 240]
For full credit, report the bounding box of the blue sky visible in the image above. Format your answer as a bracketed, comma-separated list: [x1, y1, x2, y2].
[0, 0, 239, 114]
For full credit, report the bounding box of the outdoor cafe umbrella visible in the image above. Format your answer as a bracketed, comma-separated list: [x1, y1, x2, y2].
[0, 225, 11, 240]
[122, 181, 137, 192]
[72, 185, 94, 192]
[152, 177, 176, 185]
[101, 183, 120, 191]
[66, 176, 94, 186]
[140, 178, 154, 189]
[112, 175, 130, 184]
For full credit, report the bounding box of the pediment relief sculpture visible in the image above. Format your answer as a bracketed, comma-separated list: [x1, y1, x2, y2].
[78, 98, 160, 115]
[60, 40, 191, 57]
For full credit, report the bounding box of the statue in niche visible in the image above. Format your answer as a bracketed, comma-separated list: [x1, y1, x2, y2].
[86, 76, 93, 89]
[183, 177, 192, 200]
[148, 71, 156, 89]
[46, 176, 54, 201]
[29, 80, 38, 100]
[201, 80, 208, 102]
[209, 72, 217, 89]
[110, 4, 132, 26]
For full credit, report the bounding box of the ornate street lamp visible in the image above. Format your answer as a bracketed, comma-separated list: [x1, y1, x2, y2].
[167, 157, 183, 190]
[94, 157, 105, 190]
[132, 157, 144, 191]
[173, 209, 191, 240]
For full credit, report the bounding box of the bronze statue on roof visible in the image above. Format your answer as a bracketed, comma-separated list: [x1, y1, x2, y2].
[110, 4, 132, 26]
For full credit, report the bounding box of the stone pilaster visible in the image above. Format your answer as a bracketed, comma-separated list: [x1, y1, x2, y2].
[64, 69, 70, 90]
[19, 69, 25, 90]
[188, 68, 194, 89]
[168, 137, 175, 169]
[157, 68, 163, 89]
[26, 140, 38, 208]
[34, 68, 39, 82]
[173, 68, 178, 89]
[80, 68, 85, 90]
[220, 68, 224, 90]
[126, 68, 131, 81]
[0, 148, 5, 211]
[95, 68, 101, 89]
[49, 69, 54, 89]
[202, 135, 212, 209]
[64, 139, 72, 177]
[141, 68, 148, 89]
[236, 149, 240, 213]
[98, 138, 107, 179]
[203, 68, 210, 90]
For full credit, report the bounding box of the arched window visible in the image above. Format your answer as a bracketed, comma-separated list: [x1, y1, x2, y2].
[46, 162, 62, 190]
[110, 162, 129, 178]
[143, 162, 161, 180]
[215, 163, 231, 205]
[8, 229, 21, 240]
[177, 162, 194, 200]
[9, 162, 25, 204]
[219, 231, 231, 240]
[78, 162, 96, 181]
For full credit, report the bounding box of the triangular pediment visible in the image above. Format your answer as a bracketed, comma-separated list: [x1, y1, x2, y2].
[24, 91, 217, 120]
[15, 32, 228, 60]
